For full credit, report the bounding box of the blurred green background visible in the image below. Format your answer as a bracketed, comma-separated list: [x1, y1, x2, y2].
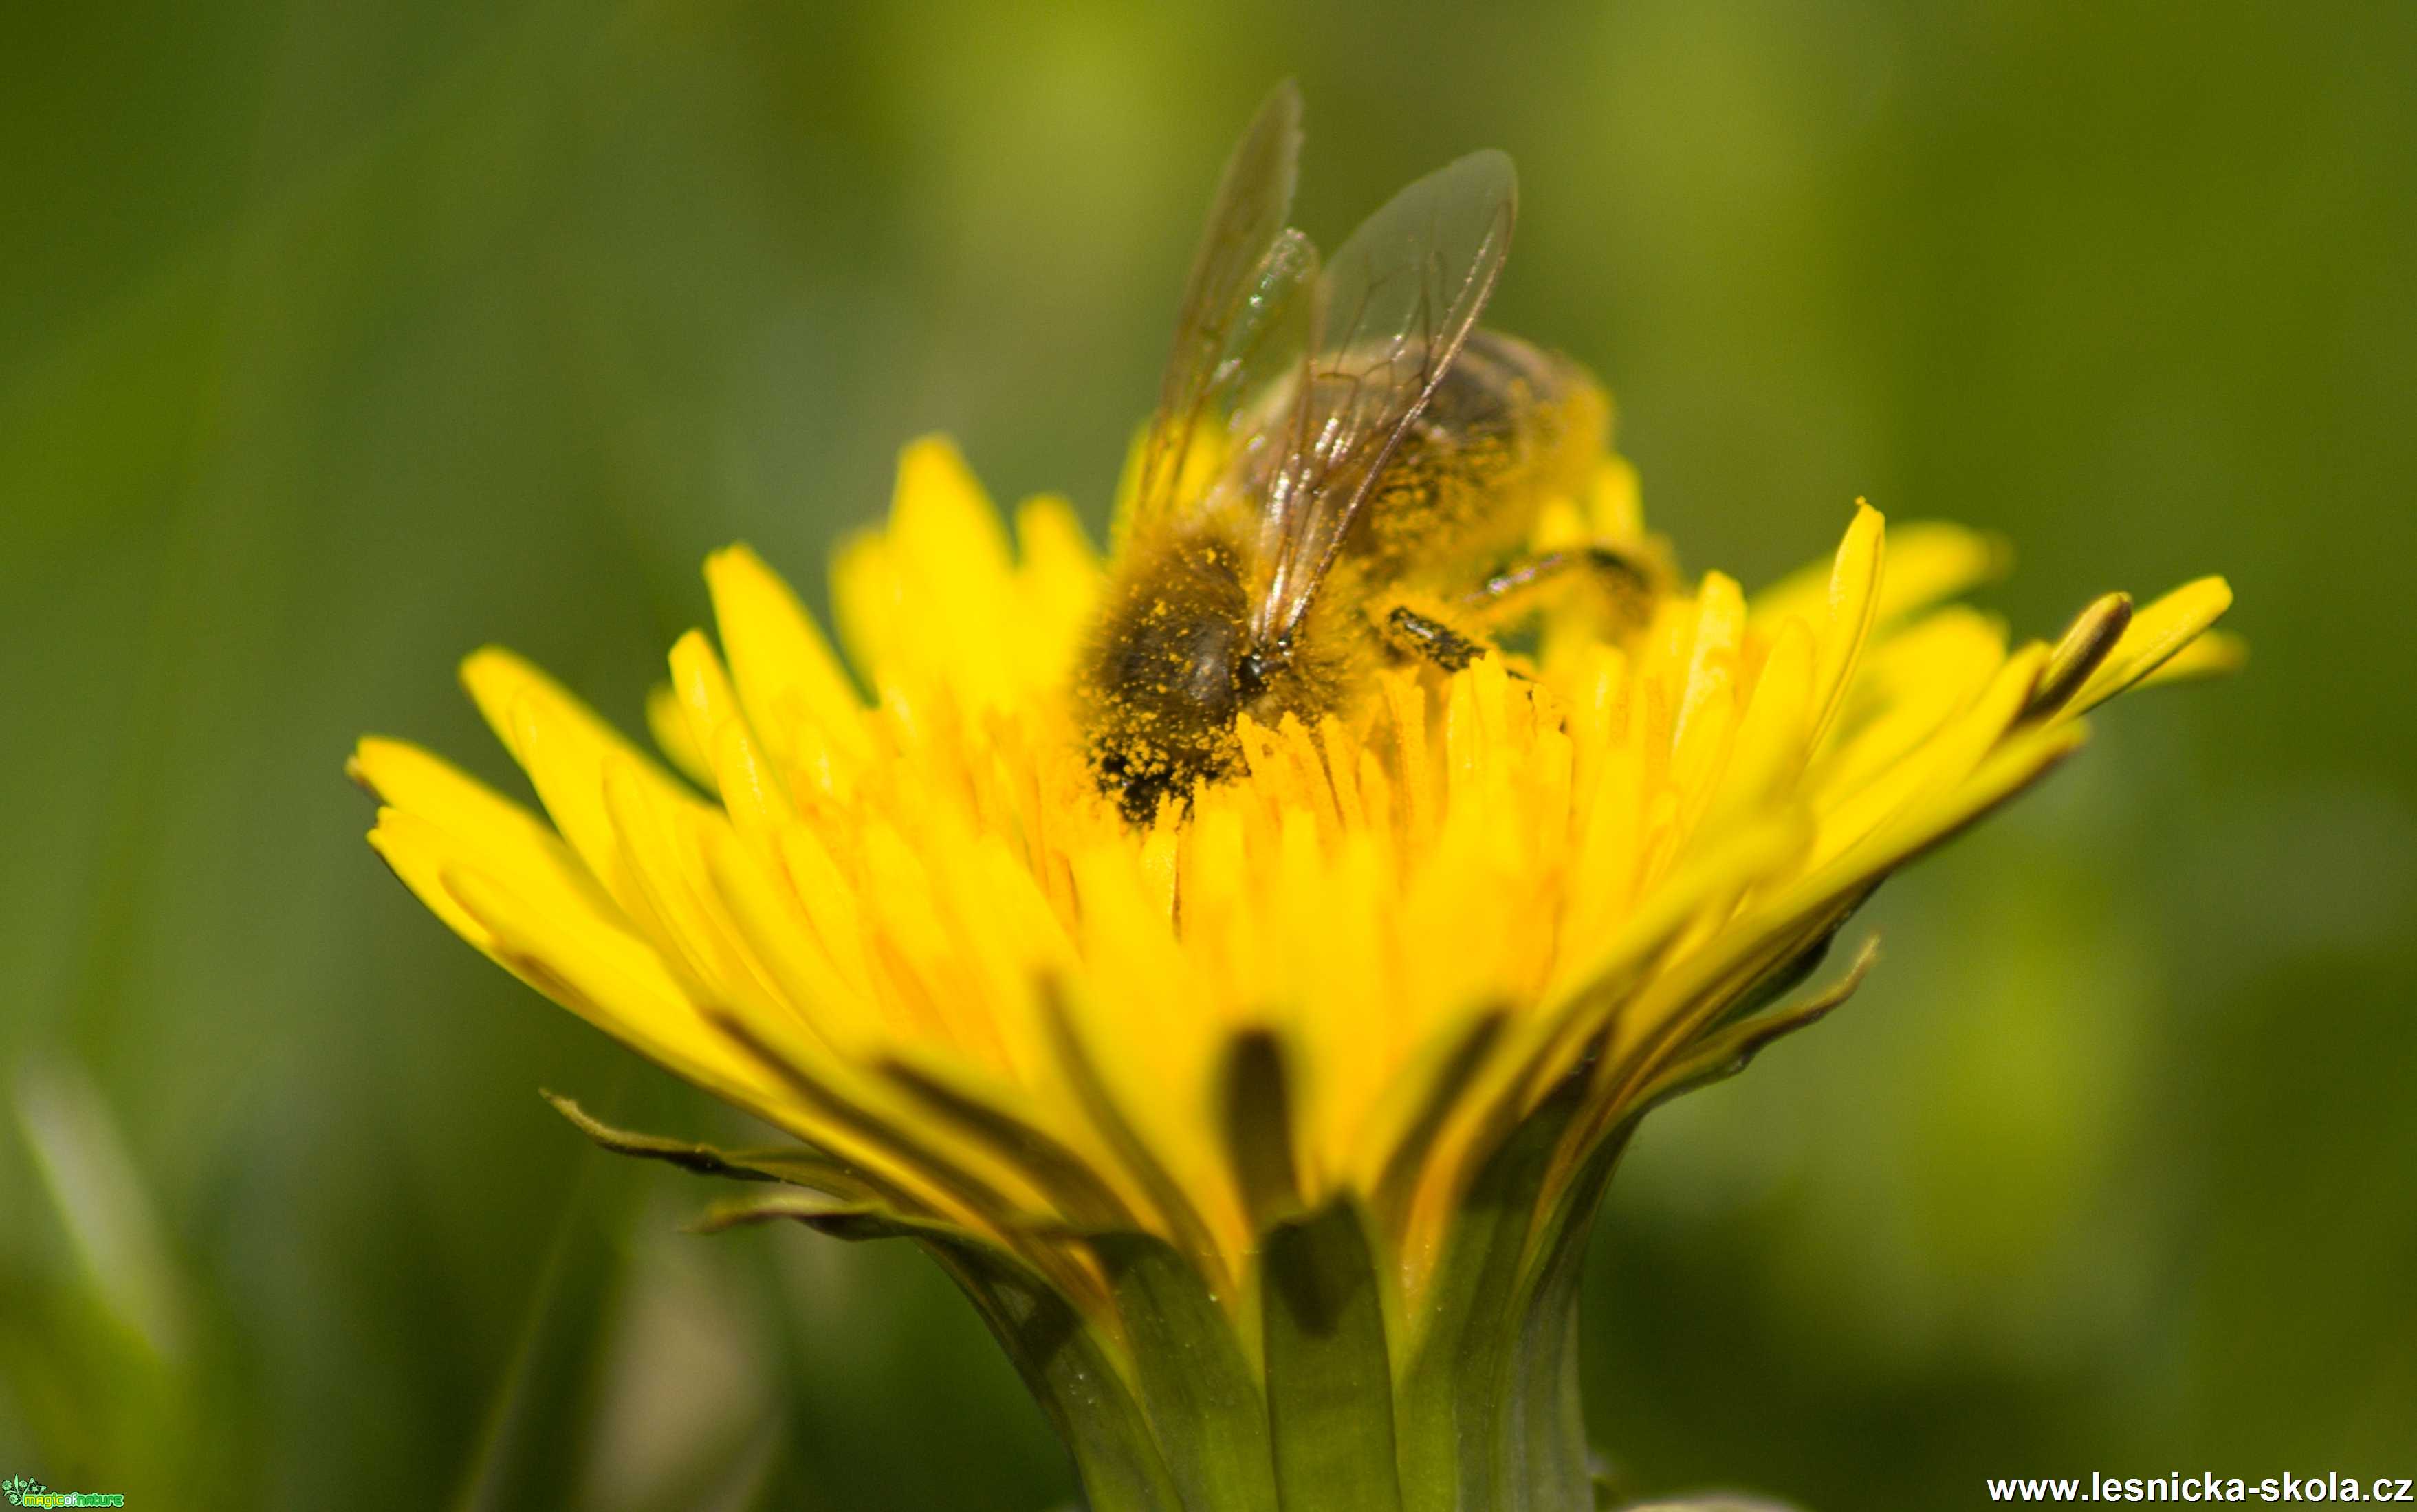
[3, 1, 2411, 1506]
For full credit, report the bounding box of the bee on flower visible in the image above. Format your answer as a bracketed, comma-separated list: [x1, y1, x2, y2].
[1078, 85, 1649, 823]
[354, 81, 2235, 1512]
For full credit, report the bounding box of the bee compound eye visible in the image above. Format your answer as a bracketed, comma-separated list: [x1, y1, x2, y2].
[1235, 649, 1273, 697]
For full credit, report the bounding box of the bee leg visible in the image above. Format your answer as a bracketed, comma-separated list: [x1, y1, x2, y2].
[1381, 604, 1491, 673]
[1458, 547, 1653, 630]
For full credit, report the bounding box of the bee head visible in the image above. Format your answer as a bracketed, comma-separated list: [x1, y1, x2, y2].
[1077, 534, 1282, 823]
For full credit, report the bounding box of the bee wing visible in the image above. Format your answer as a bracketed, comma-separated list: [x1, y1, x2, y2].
[1128, 81, 1315, 538]
[1249, 149, 1518, 642]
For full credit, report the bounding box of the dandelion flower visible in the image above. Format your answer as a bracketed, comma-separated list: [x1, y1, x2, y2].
[355, 82, 2235, 1511]
[353, 431, 2231, 1509]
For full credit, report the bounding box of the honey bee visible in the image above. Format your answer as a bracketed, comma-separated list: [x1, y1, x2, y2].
[1078, 83, 1648, 822]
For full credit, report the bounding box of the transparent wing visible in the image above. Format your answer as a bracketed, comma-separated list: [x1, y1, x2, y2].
[1249, 149, 1518, 642]
[1127, 81, 1310, 536]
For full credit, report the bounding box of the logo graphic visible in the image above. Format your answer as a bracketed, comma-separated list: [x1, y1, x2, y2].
[1, 1481, 123, 1508]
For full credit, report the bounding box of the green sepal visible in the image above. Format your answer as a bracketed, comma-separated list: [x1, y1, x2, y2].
[1397, 1072, 1593, 1512]
[928, 1241, 1188, 1512]
[1261, 1200, 1405, 1512]
[1088, 1231, 1280, 1512]
[540, 1089, 872, 1196]
[692, 1188, 1188, 1512]
[1628, 934, 1879, 1114]
[686, 1188, 931, 1240]
[1700, 919, 1839, 1036]
[1510, 1121, 1633, 1510]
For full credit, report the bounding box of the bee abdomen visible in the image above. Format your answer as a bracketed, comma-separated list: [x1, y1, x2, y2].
[1345, 330, 1607, 582]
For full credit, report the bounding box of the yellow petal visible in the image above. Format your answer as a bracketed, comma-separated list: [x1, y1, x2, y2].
[459, 646, 698, 914]
[705, 545, 870, 769]
[1810, 501, 1886, 747]
[1753, 518, 2004, 629]
[431, 844, 781, 1121]
[351, 736, 614, 919]
[2139, 628, 2246, 686]
[645, 681, 714, 789]
[2066, 576, 2235, 714]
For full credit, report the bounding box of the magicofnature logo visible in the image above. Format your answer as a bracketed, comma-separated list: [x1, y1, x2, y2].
[3, 1478, 123, 1508]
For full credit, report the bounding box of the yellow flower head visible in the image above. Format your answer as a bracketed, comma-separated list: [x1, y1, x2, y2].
[352, 435, 2233, 1327]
